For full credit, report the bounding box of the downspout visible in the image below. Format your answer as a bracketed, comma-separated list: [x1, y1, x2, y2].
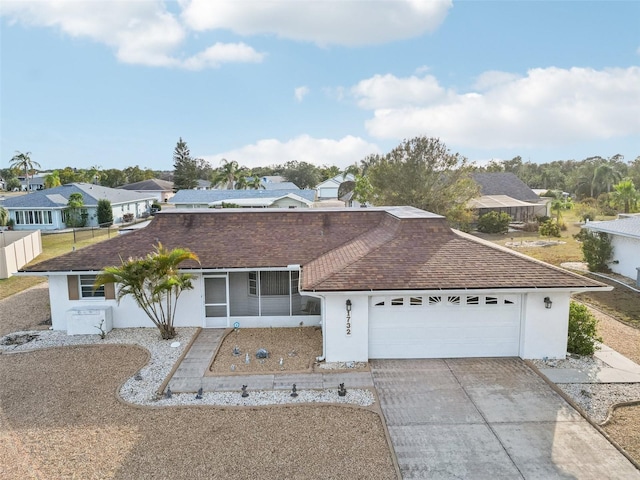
[302, 290, 326, 362]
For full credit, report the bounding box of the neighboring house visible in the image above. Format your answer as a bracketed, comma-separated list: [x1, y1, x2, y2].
[262, 181, 301, 190]
[19, 174, 46, 192]
[20, 206, 608, 362]
[170, 189, 316, 208]
[1, 183, 155, 230]
[471, 173, 549, 221]
[195, 179, 212, 190]
[583, 214, 640, 284]
[118, 178, 175, 203]
[315, 174, 354, 200]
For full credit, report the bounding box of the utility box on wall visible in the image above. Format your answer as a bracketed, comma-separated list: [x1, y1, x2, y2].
[66, 306, 113, 336]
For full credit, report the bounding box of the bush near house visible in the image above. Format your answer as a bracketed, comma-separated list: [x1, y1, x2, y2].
[97, 199, 113, 227]
[567, 301, 602, 355]
[477, 211, 511, 234]
[573, 229, 613, 272]
[539, 219, 561, 238]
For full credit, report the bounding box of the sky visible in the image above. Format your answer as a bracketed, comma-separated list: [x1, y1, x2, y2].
[1, 1, 639, 173]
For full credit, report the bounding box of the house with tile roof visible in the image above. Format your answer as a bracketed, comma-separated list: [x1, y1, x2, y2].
[583, 214, 640, 283]
[118, 178, 174, 203]
[1, 183, 155, 230]
[170, 188, 316, 209]
[19, 206, 609, 361]
[471, 172, 550, 221]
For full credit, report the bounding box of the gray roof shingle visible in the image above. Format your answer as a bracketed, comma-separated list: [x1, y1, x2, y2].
[472, 173, 540, 202]
[2, 183, 154, 208]
[584, 215, 640, 239]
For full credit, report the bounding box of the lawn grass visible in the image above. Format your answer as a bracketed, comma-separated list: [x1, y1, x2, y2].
[472, 210, 640, 328]
[0, 228, 116, 301]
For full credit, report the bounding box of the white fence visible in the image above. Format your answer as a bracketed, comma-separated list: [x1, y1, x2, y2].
[0, 230, 42, 279]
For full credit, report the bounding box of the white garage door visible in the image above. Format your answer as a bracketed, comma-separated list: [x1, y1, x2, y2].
[368, 294, 522, 358]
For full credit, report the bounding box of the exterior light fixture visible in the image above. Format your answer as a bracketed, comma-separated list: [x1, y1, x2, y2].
[544, 297, 553, 309]
[346, 299, 352, 313]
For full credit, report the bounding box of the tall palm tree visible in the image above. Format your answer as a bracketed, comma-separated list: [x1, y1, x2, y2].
[0, 206, 8, 226]
[94, 243, 199, 339]
[212, 159, 241, 189]
[10, 151, 41, 192]
[234, 174, 248, 190]
[612, 178, 638, 214]
[592, 163, 623, 197]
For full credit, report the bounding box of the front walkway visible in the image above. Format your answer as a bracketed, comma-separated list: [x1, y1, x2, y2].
[168, 329, 373, 393]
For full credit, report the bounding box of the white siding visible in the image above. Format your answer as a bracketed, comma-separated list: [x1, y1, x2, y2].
[610, 235, 640, 280]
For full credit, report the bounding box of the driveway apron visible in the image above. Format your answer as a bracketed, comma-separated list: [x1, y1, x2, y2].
[371, 358, 640, 480]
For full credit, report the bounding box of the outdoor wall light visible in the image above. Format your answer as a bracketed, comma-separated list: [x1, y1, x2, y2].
[544, 297, 553, 309]
[346, 299, 352, 313]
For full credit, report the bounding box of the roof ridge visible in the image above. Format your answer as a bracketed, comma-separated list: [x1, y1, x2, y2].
[302, 214, 401, 289]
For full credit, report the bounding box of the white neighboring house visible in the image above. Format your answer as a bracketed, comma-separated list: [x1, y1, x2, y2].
[18, 207, 609, 361]
[315, 174, 354, 200]
[118, 178, 175, 203]
[170, 188, 316, 209]
[1, 183, 155, 230]
[583, 214, 640, 284]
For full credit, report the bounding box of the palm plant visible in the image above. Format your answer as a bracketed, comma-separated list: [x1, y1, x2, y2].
[94, 243, 199, 340]
[248, 176, 264, 190]
[611, 178, 638, 214]
[10, 151, 41, 192]
[592, 163, 623, 197]
[234, 174, 248, 190]
[0, 206, 8, 226]
[212, 159, 241, 189]
[44, 170, 61, 189]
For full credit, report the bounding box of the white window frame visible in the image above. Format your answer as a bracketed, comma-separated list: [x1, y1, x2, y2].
[79, 275, 105, 299]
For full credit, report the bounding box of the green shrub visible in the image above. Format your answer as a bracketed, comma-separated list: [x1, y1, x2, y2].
[97, 199, 113, 226]
[539, 219, 561, 238]
[567, 302, 602, 355]
[573, 229, 613, 272]
[477, 211, 511, 234]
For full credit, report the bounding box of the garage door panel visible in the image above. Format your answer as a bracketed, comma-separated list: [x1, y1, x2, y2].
[369, 295, 521, 359]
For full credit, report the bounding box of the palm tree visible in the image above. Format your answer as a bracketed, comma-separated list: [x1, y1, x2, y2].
[0, 206, 8, 226]
[592, 163, 623, 197]
[44, 170, 61, 189]
[94, 243, 200, 340]
[212, 159, 241, 189]
[10, 151, 41, 192]
[234, 174, 248, 190]
[248, 176, 265, 190]
[611, 178, 638, 214]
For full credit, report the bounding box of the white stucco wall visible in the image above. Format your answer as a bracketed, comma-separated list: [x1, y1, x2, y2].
[323, 294, 369, 362]
[519, 292, 571, 359]
[610, 235, 640, 280]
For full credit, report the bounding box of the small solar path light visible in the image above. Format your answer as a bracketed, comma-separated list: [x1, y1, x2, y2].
[338, 383, 347, 397]
[291, 384, 298, 398]
[241, 385, 249, 398]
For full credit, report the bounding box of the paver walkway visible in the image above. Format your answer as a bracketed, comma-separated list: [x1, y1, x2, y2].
[371, 358, 640, 479]
[168, 329, 373, 393]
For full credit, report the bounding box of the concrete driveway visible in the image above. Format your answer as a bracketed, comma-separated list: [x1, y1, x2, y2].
[371, 358, 640, 480]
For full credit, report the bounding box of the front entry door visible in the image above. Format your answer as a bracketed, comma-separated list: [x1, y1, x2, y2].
[204, 276, 228, 328]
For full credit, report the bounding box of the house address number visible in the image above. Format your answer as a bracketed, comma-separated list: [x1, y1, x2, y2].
[346, 313, 352, 336]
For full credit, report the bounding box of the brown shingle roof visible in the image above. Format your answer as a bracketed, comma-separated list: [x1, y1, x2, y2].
[23, 207, 606, 292]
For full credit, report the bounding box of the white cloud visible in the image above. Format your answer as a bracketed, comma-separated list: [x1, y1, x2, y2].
[294, 86, 310, 102]
[352, 73, 448, 109]
[181, 0, 452, 46]
[356, 67, 640, 149]
[0, 1, 263, 69]
[203, 135, 381, 169]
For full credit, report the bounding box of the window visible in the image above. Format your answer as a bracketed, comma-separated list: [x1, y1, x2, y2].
[466, 296, 479, 305]
[428, 296, 442, 305]
[410, 296, 423, 306]
[485, 296, 498, 305]
[79, 275, 104, 298]
[447, 296, 461, 305]
[14, 209, 54, 225]
[291, 271, 299, 294]
[391, 297, 404, 306]
[260, 271, 290, 296]
[249, 272, 257, 295]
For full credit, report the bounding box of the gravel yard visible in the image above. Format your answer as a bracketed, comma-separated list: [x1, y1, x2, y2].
[0, 346, 396, 480]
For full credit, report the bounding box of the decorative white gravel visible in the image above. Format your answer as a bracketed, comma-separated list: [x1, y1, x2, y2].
[0, 328, 375, 408]
[532, 354, 640, 424]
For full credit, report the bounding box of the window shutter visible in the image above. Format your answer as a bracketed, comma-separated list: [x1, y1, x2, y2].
[105, 283, 116, 300]
[67, 275, 79, 300]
